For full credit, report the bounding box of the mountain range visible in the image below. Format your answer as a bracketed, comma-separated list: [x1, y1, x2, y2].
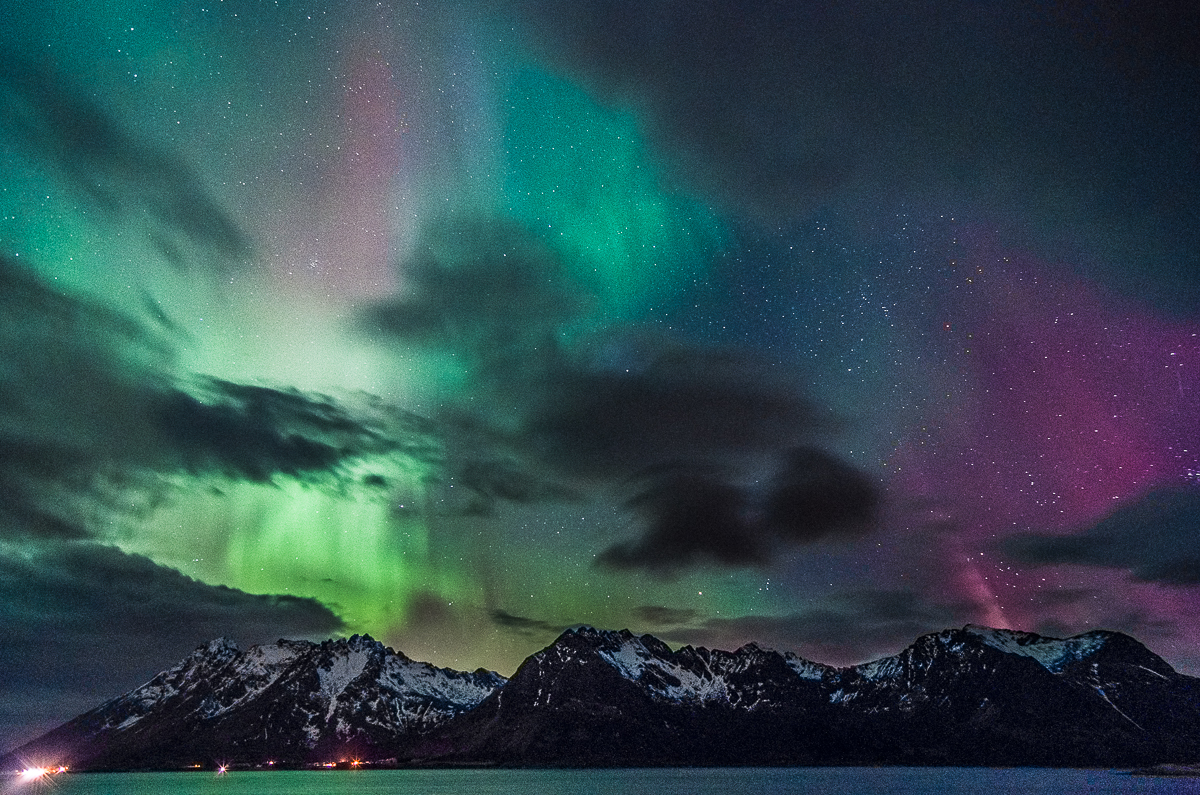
[5, 624, 1200, 770]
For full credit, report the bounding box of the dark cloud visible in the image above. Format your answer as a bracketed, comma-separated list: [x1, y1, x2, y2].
[766, 448, 879, 543]
[526, 342, 827, 478]
[367, 218, 581, 382]
[404, 591, 458, 631]
[489, 609, 564, 638]
[156, 377, 440, 487]
[1002, 486, 1200, 585]
[504, 0, 1200, 308]
[0, 257, 172, 540]
[508, 0, 889, 217]
[371, 220, 874, 569]
[158, 389, 343, 482]
[599, 465, 765, 571]
[370, 219, 829, 476]
[424, 338, 830, 513]
[0, 540, 342, 752]
[634, 605, 701, 627]
[453, 458, 578, 514]
[0, 60, 251, 268]
[599, 449, 880, 574]
[0, 257, 438, 542]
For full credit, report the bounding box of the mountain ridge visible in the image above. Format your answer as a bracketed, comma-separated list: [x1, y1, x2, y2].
[2, 633, 504, 771]
[5, 624, 1200, 770]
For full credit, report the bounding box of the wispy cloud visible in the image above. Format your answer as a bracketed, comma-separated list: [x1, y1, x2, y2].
[1003, 487, 1200, 585]
[371, 219, 877, 570]
[0, 60, 252, 268]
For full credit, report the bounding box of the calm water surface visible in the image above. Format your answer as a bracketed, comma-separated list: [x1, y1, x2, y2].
[6, 768, 1200, 794]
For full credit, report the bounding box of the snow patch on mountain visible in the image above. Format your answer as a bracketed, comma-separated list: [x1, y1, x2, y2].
[784, 654, 827, 681]
[245, 640, 304, 668]
[185, 637, 239, 662]
[318, 648, 370, 700]
[964, 625, 1107, 672]
[600, 638, 732, 702]
[853, 655, 905, 682]
[112, 714, 142, 730]
[379, 657, 501, 706]
[596, 635, 652, 679]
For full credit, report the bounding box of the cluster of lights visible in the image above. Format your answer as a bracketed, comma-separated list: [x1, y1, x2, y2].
[210, 758, 370, 773]
[319, 758, 365, 769]
[14, 759, 376, 779]
[17, 765, 68, 781]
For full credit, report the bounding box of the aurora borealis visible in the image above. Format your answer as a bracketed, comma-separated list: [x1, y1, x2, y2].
[2, 0, 1199, 751]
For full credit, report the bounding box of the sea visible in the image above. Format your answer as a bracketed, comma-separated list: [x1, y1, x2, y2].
[4, 768, 1200, 795]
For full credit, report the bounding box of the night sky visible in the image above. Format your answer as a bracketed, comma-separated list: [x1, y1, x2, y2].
[2, 0, 1199, 751]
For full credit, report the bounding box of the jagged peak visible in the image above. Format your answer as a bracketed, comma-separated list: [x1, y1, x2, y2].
[553, 626, 667, 654]
[963, 623, 1057, 645]
[311, 633, 387, 659]
[241, 638, 307, 668]
[554, 627, 829, 677]
[962, 623, 1117, 644]
[562, 625, 633, 641]
[849, 624, 1117, 678]
[271, 637, 313, 650]
[564, 624, 600, 635]
[343, 632, 384, 651]
[194, 637, 239, 659]
[734, 643, 792, 658]
[961, 624, 1110, 672]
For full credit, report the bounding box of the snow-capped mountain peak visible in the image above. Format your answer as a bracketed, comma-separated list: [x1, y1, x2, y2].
[10, 633, 506, 770]
[963, 624, 1109, 672]
[596, 634, 734, 702]
[537, 626, 831, 707]
[203, 637, 239, 656]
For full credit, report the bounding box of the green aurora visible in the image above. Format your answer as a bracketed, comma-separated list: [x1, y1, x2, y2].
[0, 0, 744, 677]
